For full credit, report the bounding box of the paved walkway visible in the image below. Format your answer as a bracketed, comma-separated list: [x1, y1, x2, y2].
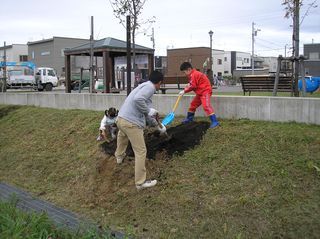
[0, 182, 126, 238]
[7, 84, 243, 94]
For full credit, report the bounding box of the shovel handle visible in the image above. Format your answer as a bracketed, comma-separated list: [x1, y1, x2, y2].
[172, 95, 182, 112]
[155, 113, 163, 128]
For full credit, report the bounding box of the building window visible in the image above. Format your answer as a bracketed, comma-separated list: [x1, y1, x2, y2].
[224, 57, 227, 62]
[19, 55, 28, 61]
[41, 51, 50, 56]
[309, 52, 319, 60]
[217, 59, 222, 65]
[61, 49, 65, 57]
[32, 51, 35, 59]
[224, 71, 229, 74]
[47, 69, 56, 77]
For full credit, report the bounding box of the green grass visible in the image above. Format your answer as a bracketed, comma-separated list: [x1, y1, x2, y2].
[0, 198, 113, 239]
[0, 105, 320, 238]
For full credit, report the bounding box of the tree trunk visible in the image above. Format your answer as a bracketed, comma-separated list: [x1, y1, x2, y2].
[293, 0, 300, 97]
[132, 0, 137, 87]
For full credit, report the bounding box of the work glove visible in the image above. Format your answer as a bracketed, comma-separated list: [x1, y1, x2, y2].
[179, 90, 185, 96]
[148, 108, 158, 117]
[157, 123, 167, 134]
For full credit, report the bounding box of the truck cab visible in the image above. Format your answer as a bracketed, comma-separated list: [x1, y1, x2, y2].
[35, 67, 58, 91]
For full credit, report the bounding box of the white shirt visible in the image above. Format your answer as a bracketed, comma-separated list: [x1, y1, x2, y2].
[99, 115, 117, 130]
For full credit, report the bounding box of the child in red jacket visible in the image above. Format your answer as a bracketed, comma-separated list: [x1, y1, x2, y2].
[179, 62, 219, 128]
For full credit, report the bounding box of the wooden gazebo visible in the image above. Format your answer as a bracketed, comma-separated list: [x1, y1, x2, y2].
[64, 37, 154, 93]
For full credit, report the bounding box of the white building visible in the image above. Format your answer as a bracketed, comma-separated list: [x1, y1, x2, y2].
[212, 50, 251, 77]
[0, 44, 28, 62]
[260, 56, 278, 73]
[212, 49, 225, 77]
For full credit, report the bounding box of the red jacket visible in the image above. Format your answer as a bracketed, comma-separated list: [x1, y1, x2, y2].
[184, 69, 212, 95]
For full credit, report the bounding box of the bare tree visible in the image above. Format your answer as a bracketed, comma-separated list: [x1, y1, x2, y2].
[282, 0, 318, 96]
[282, 0, 317, 23]
[109, 0, 155, 84]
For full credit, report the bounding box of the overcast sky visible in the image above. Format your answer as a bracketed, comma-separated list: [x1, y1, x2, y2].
[1, 0, 319, 57]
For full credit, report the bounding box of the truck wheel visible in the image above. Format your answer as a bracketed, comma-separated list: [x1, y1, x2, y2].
[44, 83, 53, 91]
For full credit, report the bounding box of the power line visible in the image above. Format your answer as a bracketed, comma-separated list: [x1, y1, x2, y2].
[256, 38, 286, 48]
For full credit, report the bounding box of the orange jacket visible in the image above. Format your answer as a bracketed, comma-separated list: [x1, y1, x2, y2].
[184, 69, 212, 95]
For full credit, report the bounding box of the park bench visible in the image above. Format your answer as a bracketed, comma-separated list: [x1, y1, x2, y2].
[240, 75, 293, 96]
[159, 76, 187, 94]
[109, 88, 121, 93]
[159, 84, 217, 94]
[159, 83, 184, 94]
[159, 75, 216, 94]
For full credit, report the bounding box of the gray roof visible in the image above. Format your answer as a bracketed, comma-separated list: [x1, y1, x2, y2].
[64, 37, 153, 53]
[27, 36, 89, 45]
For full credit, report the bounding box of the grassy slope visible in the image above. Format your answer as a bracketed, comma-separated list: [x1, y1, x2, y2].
[0, 105, 319, 238]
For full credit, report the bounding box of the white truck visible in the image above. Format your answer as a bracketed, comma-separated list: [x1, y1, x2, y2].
[0, 62, 58, 91]
[35, 67, 59, 91]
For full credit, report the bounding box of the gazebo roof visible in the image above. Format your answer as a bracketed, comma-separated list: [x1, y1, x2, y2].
[64, 37, 153, 55]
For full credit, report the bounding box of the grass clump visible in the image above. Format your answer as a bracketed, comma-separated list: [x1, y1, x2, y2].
[0, 199, 114, 239]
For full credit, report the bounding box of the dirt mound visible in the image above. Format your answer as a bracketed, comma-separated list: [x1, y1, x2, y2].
[100, 121, 210, 160]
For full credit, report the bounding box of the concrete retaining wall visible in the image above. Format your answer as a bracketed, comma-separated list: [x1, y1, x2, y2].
[0, 92, 319, 125]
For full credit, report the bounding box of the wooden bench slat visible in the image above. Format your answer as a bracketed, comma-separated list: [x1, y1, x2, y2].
[240, 76, 293, 95]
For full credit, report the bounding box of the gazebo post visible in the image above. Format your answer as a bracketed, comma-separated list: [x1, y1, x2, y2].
[111, 56, 115, 88]
[103, 51, 111, 93]
[65, 54, 71, 93]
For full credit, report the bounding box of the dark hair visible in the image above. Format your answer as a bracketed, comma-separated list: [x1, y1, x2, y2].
[180, 62, 193, 71]
[149, 70, 164, 84]
[105, 107, 118, 117]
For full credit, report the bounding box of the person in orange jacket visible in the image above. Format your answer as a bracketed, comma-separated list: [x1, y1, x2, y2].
[179, 62, 219, 128]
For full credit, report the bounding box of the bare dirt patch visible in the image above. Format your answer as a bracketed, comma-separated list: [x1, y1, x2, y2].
[100, 121, 210, 160]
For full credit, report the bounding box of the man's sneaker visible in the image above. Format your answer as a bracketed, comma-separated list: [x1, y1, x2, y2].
[136, 180, 157, 190]
[116, 153, 126, 164]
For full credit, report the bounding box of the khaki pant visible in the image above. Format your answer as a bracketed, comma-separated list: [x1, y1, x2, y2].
[115, 117, 146, 185]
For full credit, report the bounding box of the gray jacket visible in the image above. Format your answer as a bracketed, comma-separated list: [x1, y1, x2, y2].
[118, 81, 158, 128]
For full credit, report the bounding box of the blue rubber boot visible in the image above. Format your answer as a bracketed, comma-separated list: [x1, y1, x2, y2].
[209, 114, 220, 128]
[182, 112, 195, 124]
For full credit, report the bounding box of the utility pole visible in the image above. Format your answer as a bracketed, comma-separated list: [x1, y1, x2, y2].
[151, 27, 155, 49]
[208, 30, 213, 84]
[284, 44, 288, 74]
[1, 41, 7, 92]
[89, 16, 94, 93]
[151, 28, 155, 72]
[293, 0, 300, 97]
[126, 15, 132, 96]
[251, 22, 255, 75]
[251, 22, 260, 75]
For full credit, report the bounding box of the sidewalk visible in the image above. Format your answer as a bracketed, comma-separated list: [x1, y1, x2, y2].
[0, 182, 126, 238]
